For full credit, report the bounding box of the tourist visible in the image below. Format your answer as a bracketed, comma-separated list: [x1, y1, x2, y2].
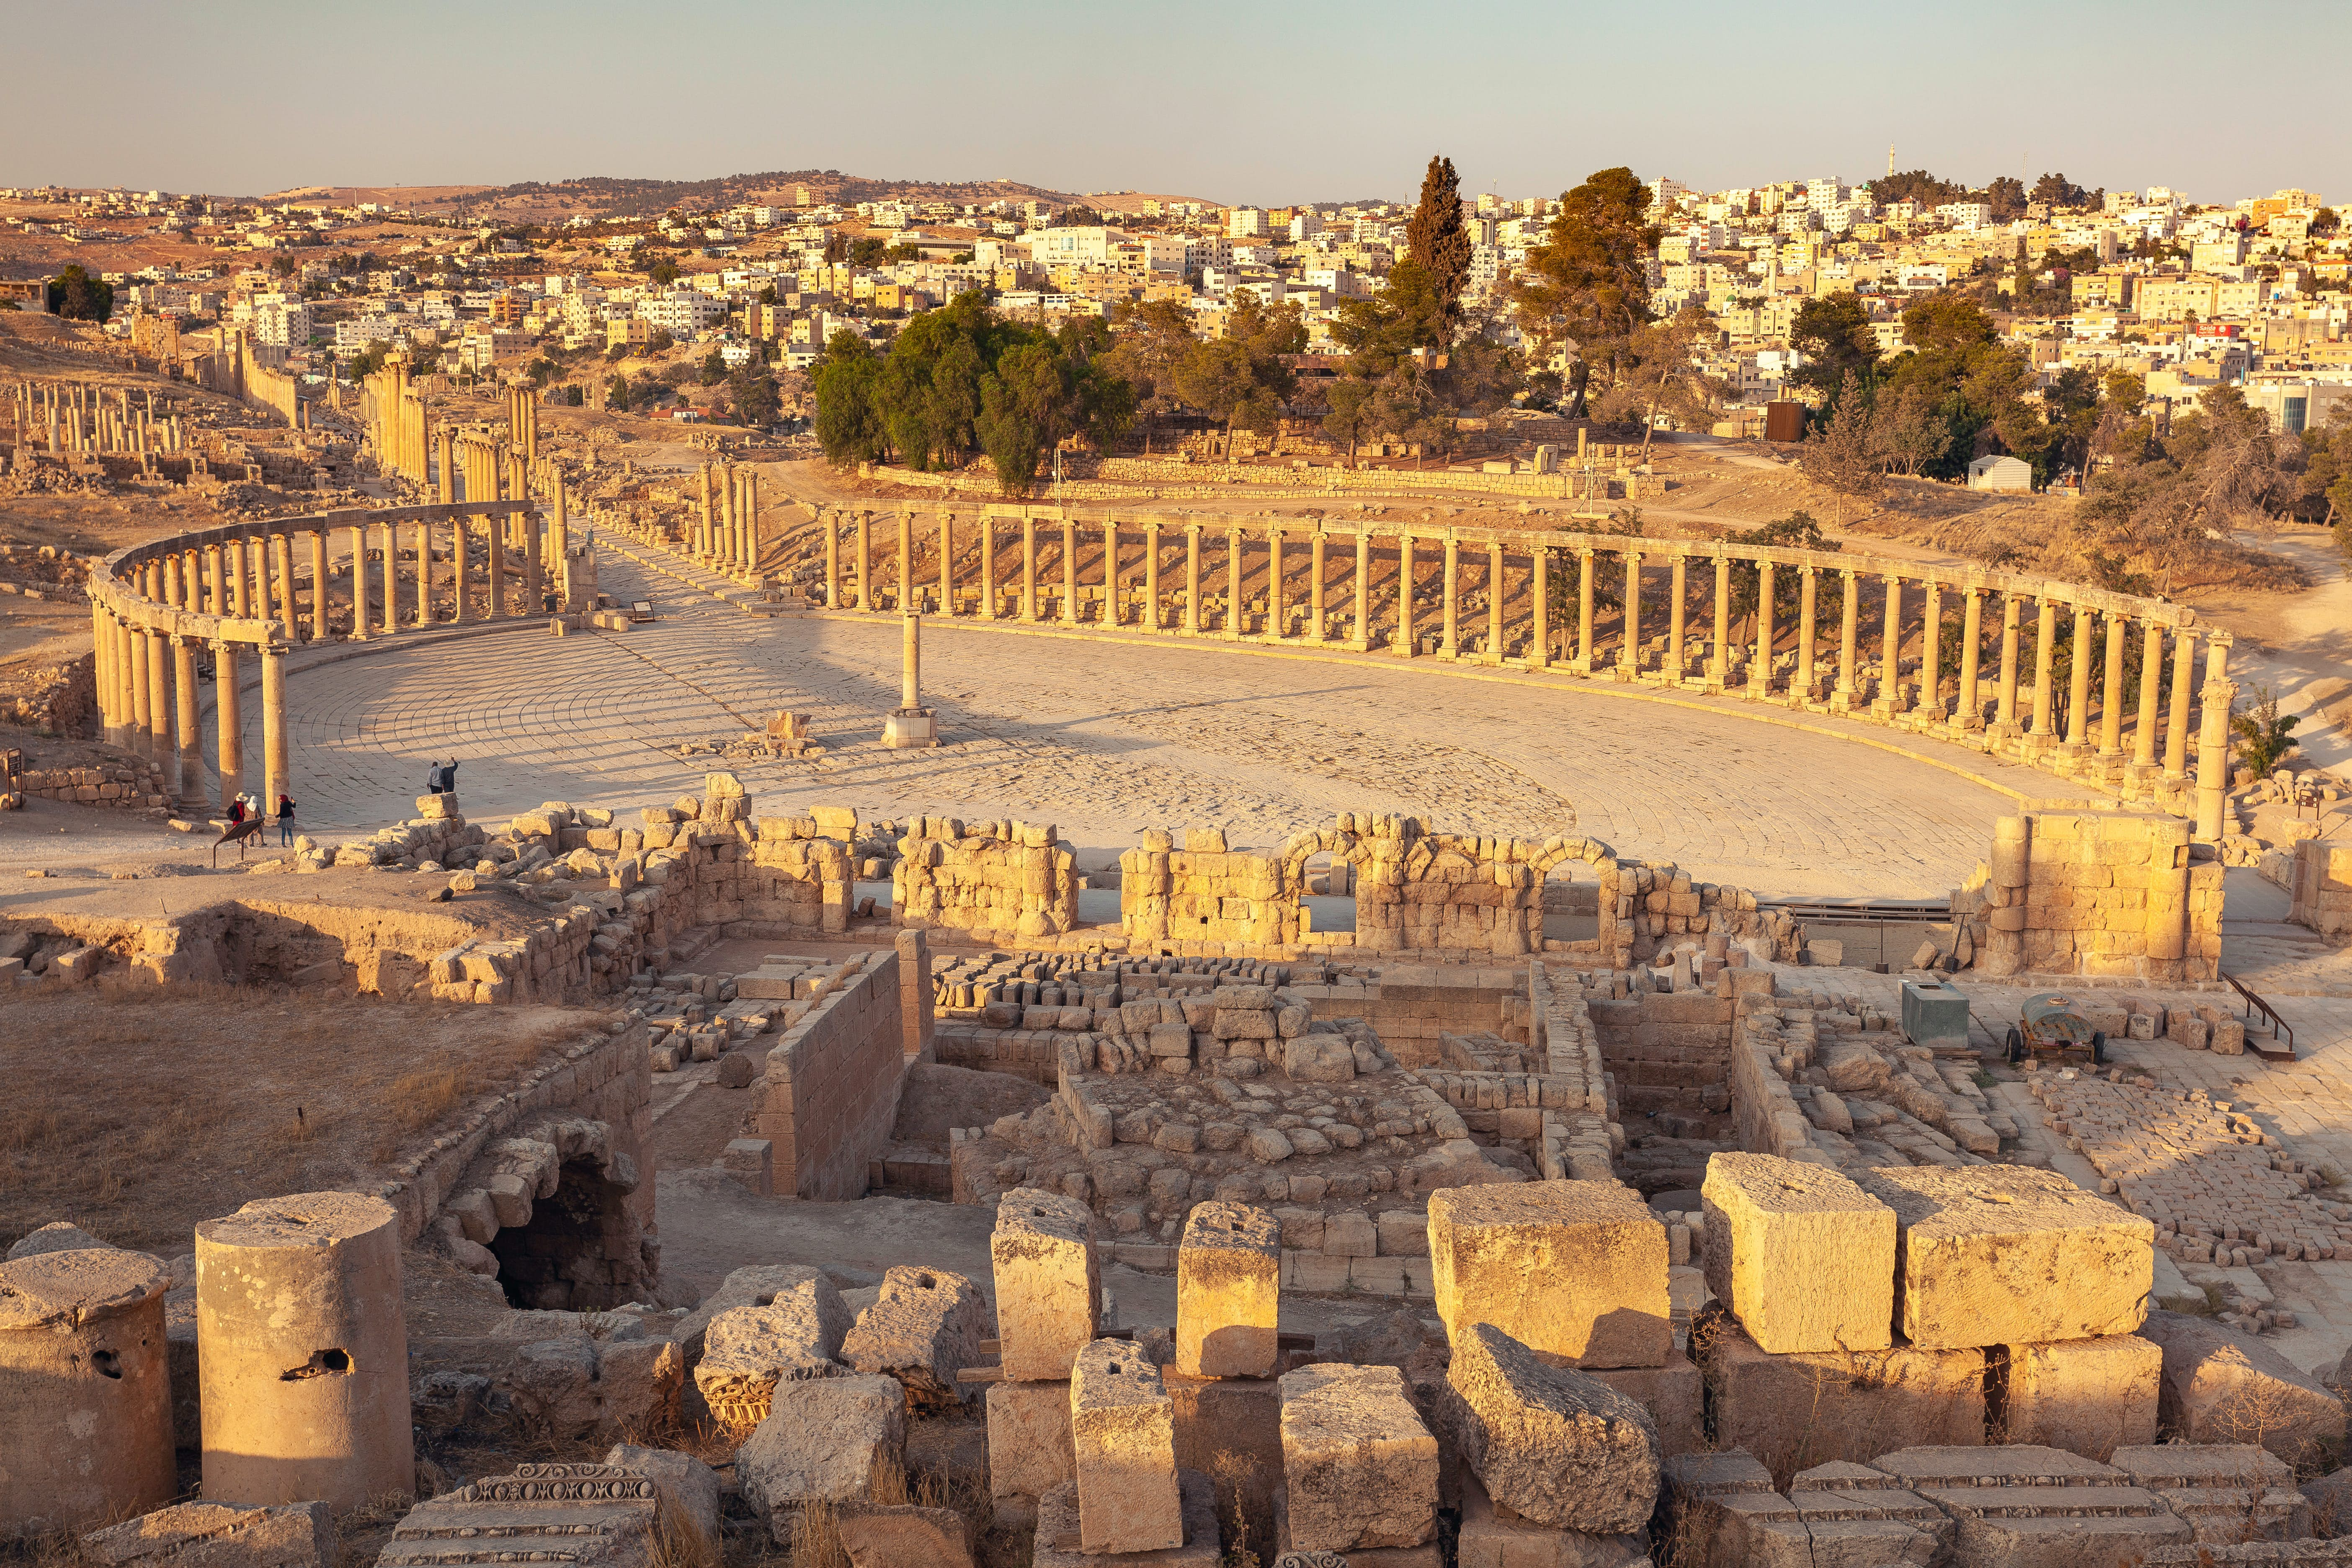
[426, 759, 458, 795]
[276, 792, 296, 846]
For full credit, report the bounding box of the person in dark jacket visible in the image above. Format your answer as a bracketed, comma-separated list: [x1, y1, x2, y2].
[426, 759, 459, 794]
[276, 792, 296, 846]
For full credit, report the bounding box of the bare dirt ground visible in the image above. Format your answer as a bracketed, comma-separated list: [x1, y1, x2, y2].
[0, 989, 606, 1256]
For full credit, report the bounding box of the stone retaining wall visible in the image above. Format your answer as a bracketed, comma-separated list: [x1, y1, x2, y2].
[749, 951, 908, 1200]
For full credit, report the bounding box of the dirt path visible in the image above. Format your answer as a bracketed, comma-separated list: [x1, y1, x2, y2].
[2193, 529, 2352, 785]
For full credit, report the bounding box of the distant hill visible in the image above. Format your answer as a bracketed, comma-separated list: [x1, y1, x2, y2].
[262, 171, 1110, 224]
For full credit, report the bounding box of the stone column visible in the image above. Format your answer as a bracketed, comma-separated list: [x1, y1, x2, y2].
[174, 637, 202, 810]
[1062, 518, 1078, 626]
[1876, 574, 1905, 714]
[1019, 515, 1037, 622]
[1995, 593, 2023, 732]
[205, 542, 224, 616]
[2098, 611, 2128, 758]
[451, 518, 471, 623]
[260, 642, 288, 815]
[825, 511, 842, 609]
[1833, 568, 1860, 710]
[941, 513, 956, 617]
[1574, 547, 1594, 671]
[1667, 555, 1687, 678]
[2030, 598, 2058, 737]
[412, 520, 430, 626]
[196, 1192, 411, 1513]
[1442, 534, 1459, 657]
[380, 521, 398, 634]
[1268, 526, 1285, 637]
[1224, 526, 1242, 640]
[90, 607, 112, 743]
[486, 510, 505, 619]
[131, 620, 152, 752]
[0, 1244, 174, 1531]
[721, 464, 738, 566]
[1531, 547, 1550, 667]
[215, 642, 243, 810]
[2133, 622, 2165, 771]
[1918, 581, 1943, 716]
[1103, 516, 1119, 625]
[1351, 528, 1369, 650]
[1749, 560, 1773, 699]
[1184, 524, 1201, 635]
[1144, 521, 1161, 630]
[552, 483, 571, 611]
[1487, 539, 1505, 665]
[899, 511, 915, 612]
[858, 510, 875, 612]
[1308, 527, 1326, 643]
[2066, 604, 2094, 749]
[743, 471, 759, 572]
[1396, 533, 1416, 656]
[231, 537, 252, 619]
[1620, 548, 1641, 678]
[437, 426, 454, 505]
[1958, 587, 1984, 728]
[2195, 637, 2234, 840]
[1795, 565, 1819, 701]
[148, 625, 173, 771]
[699, 464, 714, 558]
[1710, 553, 1732, 688]
[2164, 629, 2198, 780]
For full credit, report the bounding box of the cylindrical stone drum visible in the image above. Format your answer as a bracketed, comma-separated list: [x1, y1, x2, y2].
[0, 1247, 175, 1531]
[196, 1191, 412, 1510]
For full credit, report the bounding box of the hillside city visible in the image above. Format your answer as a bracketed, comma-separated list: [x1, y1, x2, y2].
[5, 162, 2346, 509]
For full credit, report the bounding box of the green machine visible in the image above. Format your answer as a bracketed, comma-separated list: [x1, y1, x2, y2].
[2005, 992, 2108, 1066]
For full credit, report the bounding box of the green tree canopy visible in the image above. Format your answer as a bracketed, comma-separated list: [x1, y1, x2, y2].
[1406, 155, 1473, 335]
[1788, 293, 1880, 396]
[48, 264, 113, 323]
[1513, 168, 1656, 418]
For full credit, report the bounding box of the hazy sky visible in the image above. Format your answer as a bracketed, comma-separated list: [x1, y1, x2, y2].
[5, 0, 2344, 209]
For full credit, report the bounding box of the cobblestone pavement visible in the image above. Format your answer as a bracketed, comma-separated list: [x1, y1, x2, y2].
[231, 547, 2069, 899]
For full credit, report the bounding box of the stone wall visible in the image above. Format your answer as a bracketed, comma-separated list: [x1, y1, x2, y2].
[1968, 811, 2224, 983]
[892, 817, 1078, 941]
[9, 756, 170, 809]
[750, 951, 909, 1200]
[1589, 989, 1737, 1119]
[0, 650, 95, 735]
[2289, 838, 2352, 941]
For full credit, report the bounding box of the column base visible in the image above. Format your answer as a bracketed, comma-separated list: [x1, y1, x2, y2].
[882, 710, 938, 749]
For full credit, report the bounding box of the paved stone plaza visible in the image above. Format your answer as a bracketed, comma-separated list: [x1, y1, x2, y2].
[248, 551, 2055, 898]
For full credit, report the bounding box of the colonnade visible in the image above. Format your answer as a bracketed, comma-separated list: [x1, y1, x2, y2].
[797, 505, 2237, 838]
[10, 378, 192, 462]
[87, 500, 547, 817]
[691, 461, 763, 578]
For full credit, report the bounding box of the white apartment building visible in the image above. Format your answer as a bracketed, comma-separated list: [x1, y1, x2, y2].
[637, 289, 725, 335]
[1226, 207, 1267, 238]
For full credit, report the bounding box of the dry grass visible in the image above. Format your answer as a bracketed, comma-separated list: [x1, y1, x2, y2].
[786, 1501, 850, 1568]
[0, 983, 607, 1255]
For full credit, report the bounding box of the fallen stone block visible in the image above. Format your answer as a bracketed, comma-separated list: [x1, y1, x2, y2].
[842, 1264, 987, 1411]
[1660, 1449, 1811, 1568]
[2141, 1310, 2348, 1469]
[1701, 1152, 1895, 1354]
[83, 1501, 330, 1568]
[987, 1377, 1075, 1507]
[2111, 1442, 2308, 1542]
[1031, 1470, 1220, 1568]
[1177, 1201, 1280, 1378]
[1865, 1444, 2191, 1568]
[694, 1276, 851, 1429]
[1428, 1181, 1670, 1370]
[1786, 1460, 1952, 1566]
[736, 1373, 907, 1535]
[1852, 1164, 2153, 1349]
[603, 1442, 722, 1549]
[1455, 1473, 1650, 1568]
[1693, 1312, 1984, 1485]
[833, 1500, 975, 1568]
[379, 1465, 658, 1568]
[2001, 1334, 2160, 1460]
[1277, 1362, 1437, 1551]
[673, 1263, 831, 1362]
[993, 1187, 1100, 1381]
[1585, 1350, 1703, 1457]
[7, 1220, 112, 1260]
[1437, 1321, 1661, 1537]
[1072, 1337, 1182, 1553]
